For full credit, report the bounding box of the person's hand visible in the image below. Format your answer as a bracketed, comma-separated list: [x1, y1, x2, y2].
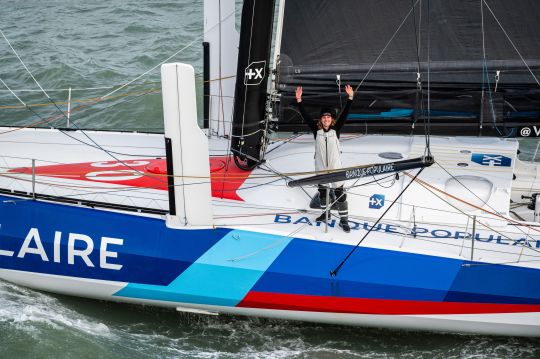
[345, 84, 354, 100]
[295, 86, 302, 103]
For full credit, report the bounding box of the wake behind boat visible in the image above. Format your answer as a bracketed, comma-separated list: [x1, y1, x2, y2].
[0, 0, 539, 336]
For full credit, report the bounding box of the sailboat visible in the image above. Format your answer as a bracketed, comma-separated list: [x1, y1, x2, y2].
[0, 0, 539, 337]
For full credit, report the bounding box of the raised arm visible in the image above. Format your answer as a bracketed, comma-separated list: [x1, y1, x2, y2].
[296, 86, 318, 135]
[335, 84, 354, 131]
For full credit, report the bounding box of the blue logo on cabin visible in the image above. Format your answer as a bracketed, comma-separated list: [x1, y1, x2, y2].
[471, 153, 512, 167]
[369, 194, 385, 209]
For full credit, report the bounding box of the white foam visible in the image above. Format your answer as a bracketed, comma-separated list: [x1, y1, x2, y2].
[0, 279, 112, 337]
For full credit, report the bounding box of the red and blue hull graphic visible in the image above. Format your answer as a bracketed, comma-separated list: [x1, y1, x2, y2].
[1, 195, 539, 335]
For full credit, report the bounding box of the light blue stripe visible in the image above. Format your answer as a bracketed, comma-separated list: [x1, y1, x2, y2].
[114, 230, 292, 306]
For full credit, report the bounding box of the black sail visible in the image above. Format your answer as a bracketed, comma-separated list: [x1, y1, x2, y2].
[231, 0, 276, 168]
[277, 0, 540, 136]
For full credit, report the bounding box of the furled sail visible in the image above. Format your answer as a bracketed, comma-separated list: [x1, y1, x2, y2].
[231, 0, 276, 168]
[276, 0, 540, 135]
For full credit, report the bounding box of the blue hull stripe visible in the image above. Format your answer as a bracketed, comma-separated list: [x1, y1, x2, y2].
[114, 230, 293, 306]
[1, 196, 539, 306]
[252, 237, 540, 304]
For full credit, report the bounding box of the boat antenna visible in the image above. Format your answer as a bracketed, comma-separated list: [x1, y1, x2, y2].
[330, 167, 425, 277]
[425, 0, 432, 158]
[410, 0, 423, 134]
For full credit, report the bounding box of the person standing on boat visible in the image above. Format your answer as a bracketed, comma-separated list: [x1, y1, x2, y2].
[295, 85, 354, 233]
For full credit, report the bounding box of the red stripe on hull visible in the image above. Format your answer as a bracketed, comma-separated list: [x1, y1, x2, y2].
[238, 291, 540, 315]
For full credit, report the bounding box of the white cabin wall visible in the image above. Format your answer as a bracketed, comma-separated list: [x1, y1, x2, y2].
[204, 0, 239, 138]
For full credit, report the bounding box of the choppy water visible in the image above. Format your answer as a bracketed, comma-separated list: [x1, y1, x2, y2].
[1, 1, 539, 358]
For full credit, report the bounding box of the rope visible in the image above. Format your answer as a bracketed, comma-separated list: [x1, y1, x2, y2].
[407, 172, 540, 258]
[425, 0, 432, 156]
[480, 0, 504, 136]
[0, 88, 160, 110]
[0, 81, 161, 93]
[435, 160, 537, 241]
[0, 29, 51, 99]
[482, 0, 540, 87]
[407, 171, 540, 234]
[330, 167, 424, 277]
[353, 0, 421, 94]
[99, 10, 236, 100]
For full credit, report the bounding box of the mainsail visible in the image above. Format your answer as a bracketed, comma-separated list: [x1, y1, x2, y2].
[275, 0, 540, 135]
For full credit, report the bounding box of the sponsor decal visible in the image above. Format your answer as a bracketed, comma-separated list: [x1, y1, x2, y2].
[244, 60, 266, 85]
[273, 214, 539, 248]
[0, 227, 123, 270]
[345, 163, 395, 179]
[520, 126, 540, 137]
[369, 194, 385, 209]
[8, 156, 251, 201]
[471, 153, 512, 167]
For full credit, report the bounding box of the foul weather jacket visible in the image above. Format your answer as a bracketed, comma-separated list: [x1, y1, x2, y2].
[297, 99, 353, 176]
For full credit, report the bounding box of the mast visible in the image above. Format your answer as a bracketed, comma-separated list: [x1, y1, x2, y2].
[203, 0, 238, 138]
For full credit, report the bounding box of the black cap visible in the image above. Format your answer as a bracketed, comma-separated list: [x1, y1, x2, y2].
[319, 107, 335, 118]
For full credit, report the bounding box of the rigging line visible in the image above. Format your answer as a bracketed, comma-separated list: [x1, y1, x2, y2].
[0, 88, 160, 110]
[0, 56, 164, 156]
[410, 0, 425, 144]
[0, 175, 168, 201]
[353, 0, 421, 94]
[480, 0, 503, 136]
[407, 172, 540, 235]
[409, 172, 540, 257]
[330, 167, 425, 277]
[3, 96, 164, 157]
[410, 0, 422, 75]
[0, 82, 74, 136]
[259, 162, 314, 201]
[425, 0, 431, 156]
[100, 9, 236, 100]
[482, 0, 540, 87]
[1, 170, 289, 198]
[435, 160, 536, 240]
[265, 133, 303, 155]
[213, 199, 307, 212]
[346, 189, 508, 222]
[225, 221, 311, 263]
[0, 52, 168, 169]
[0, 82, 161, 93]
[229, 128, 265, 138]
[0, 34, 168, 179]
[0, 29, 50, 99]
[0, 78, 28, 106]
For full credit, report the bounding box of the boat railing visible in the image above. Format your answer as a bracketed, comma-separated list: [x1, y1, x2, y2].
[0, 156, 169, 215]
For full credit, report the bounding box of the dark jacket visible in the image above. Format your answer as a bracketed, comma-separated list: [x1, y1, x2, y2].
[297, 99, 353, 138]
